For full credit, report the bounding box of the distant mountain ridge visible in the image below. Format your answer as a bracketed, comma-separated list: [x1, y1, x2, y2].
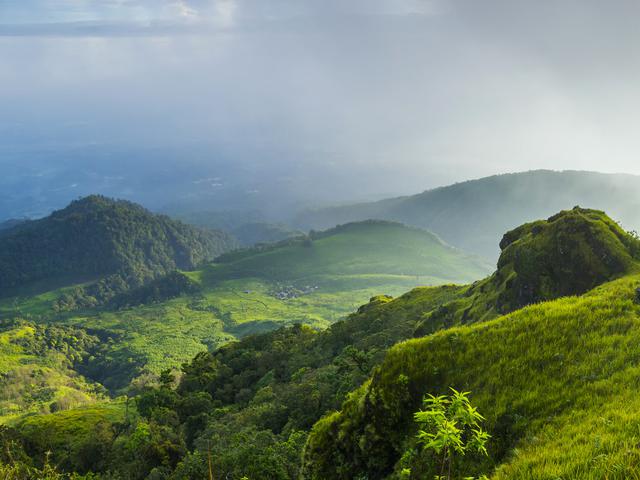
[296, 170, 640, 260]
[0, 218, 28, 233]
[169, 209, 303, 247]
[0, 195, 238, 295]
[231, 222, 303, 247]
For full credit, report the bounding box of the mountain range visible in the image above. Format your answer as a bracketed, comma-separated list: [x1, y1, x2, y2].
[296, 170, 640, 260]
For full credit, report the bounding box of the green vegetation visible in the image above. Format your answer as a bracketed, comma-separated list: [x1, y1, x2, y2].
[0, 460, 95, 479]
[210, 221, 489, 290]
[406, 389, 490, 480]
[17, 401, 128, 461]
[0, 195, 237, 303]
[0, 323, 105, 421]
[0, 218, 487, 395]
[1, 401, 181, 479]
[408, 207, 638, 337]
[2, 282, 468, 479]
[107, 271, 201, 309]
[302, 273, 640, 479]
[300, 211, 640, 479]
[6, 205, 640, 479]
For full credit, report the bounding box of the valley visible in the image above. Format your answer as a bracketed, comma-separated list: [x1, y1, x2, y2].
[0, 202, 489, 418]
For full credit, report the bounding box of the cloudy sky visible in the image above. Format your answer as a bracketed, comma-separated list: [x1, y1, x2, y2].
[1, 1, 640, 215]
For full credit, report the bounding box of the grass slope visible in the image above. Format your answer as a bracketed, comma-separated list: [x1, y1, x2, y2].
[301, 211, 640, 479]
[212, 221, 489, 284]
[6, 207, 640, 479]
[106, 207, 639, 480]
[302, 274, 640, 479]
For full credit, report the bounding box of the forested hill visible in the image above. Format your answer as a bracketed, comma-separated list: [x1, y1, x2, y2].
[0, 195, 238, 294]
[0, 219, 27, 233]
[296, 170, 640, 260]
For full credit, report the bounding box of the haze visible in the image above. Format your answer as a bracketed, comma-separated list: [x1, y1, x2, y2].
[2, 0, 640, 218]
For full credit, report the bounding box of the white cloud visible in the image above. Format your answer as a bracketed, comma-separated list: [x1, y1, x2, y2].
[2, 0, 640, 206]
[214, 0, 236, 28]
[0, 0, 440, 36]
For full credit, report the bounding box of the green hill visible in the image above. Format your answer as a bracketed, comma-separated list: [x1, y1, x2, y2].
[0, 323, 106, 421]
[494, 207, 639, 309]
[301, 210, 640, 479]
[302, 274, 640, 480]
[408, 207, 640, 336]
[0, 195, 237, 300]
[212, 221, 489, 284]
[297, 170, 640, 261]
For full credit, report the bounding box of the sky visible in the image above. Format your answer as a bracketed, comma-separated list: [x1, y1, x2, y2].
[2, 0, 640, 217]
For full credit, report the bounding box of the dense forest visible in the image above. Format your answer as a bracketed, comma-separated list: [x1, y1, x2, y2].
[2, 207, 639, 478]
[0, 219, 27, 233]
[0, 196, 237, 307]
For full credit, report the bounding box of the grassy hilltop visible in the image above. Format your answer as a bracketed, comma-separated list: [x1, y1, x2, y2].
[303, 275, 640, 479]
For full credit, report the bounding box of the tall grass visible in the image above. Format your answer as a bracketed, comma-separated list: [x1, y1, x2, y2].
[304, 274, 640, 479]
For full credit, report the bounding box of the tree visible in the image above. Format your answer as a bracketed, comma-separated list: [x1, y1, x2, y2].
[412, 388, 490, 480]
